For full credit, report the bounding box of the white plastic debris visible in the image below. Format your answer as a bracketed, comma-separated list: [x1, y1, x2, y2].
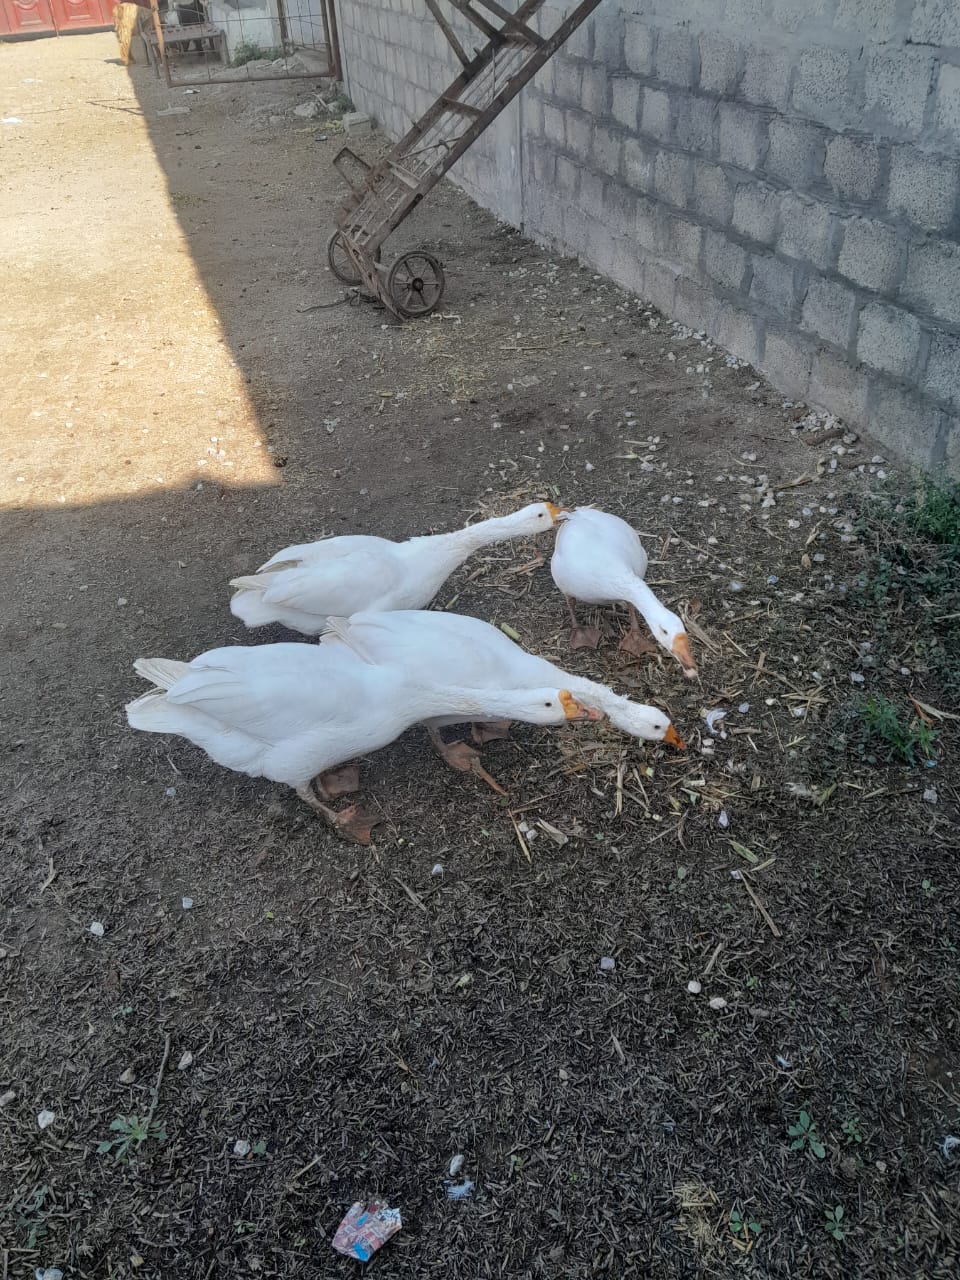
[704, 708, 727, 735]
[686, 980, 702, 994]
[449, 1153, 465, 1177]
[923, 787, 938, 804]
[181, 897, 194, 909]
[0, 1088, 16, 1107]
[36, 1269, 64, 1280]
[446, 1179, 474, 1200]
[717, 808, 729, 830]
[776, 1054, 793, 1069]
[37, 1109, 56, 1130]
[728, 581, 744, 592]
[2, 117, 24, 125]
[233, 1139, 251, 1157]
[431, 863, 444, 876]
[708, 997, 728, 1011]
[176, 1050, 193, 1071]
[165, 786, 177, 798]
[599, 956, 616, 972]
[738, 703, 750, 714]
[850, 672, 865, 685]
[943, 1135, 960, 1158]
[89, 921, 105, 938]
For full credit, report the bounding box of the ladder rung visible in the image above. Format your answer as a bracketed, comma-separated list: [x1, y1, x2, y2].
[388, 161, 421, 188]
[441, 95, 484, 118]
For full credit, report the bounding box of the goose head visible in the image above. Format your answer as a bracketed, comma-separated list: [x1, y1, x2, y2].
[507, 687, 604, 725]
[607, 702, 685, 748]
[502, 501, 568, 536]
[646, 602, 698, 678]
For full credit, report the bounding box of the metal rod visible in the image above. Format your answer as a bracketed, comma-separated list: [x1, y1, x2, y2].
[423, 0, 470, 67]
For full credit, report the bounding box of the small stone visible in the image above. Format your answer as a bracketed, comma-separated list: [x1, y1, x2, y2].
[431, 863, 444, 876]
[717, 808, 729, 829]
[850, 672, 865, 685]
[729, 580, 744, 592]
[599, 956, 616, 972]
[449, 1153, 465, 1177]
[923, 787, 938, 804]
[37, 1109, 56, 1130]
[584, 461, 595, 472]
[117, 597, 127, 607]
[176, 1050, 193, 1071]
[119, 1067, 136, 1084]
[0, 1088, 16, 1107]
[686, 980, 702, 994]
[233, 1138, 251, 1157]
[89, 921, 105, 938]
[738, 702, 750, 713]
[181, 897, 194, 909]
[708, 997, 728, 1011]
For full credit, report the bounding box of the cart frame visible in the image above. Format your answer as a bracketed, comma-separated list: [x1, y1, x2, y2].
[328, 0, 604, 320]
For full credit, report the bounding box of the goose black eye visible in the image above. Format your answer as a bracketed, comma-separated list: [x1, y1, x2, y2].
[544, 701, 552, 707]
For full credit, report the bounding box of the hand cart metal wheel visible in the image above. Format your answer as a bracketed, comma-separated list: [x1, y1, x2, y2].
[326, 230, 381, 286]
[387, 250, 446, 318]
[327, 0, 602, 322]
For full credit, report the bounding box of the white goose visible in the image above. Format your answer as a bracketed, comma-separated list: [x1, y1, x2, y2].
[322, 610, 684, 790]
[550, 506, 697, 676]
[125, 641, 598, 843]
[229, 502, 565, 635]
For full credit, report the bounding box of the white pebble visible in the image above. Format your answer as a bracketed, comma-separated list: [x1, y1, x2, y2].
[717, 808, 729, 829]
[37, 1109, 56, 1130]
[708, 997, 728, 1011]
[181, 897, 194, 910]
[89, 921, 104, 938]
[449, 1153, 465, 1177]
[686, 980, 702, 994]
[599, 956, 616, 972]
[431, 863, 444, 876]
[923, 788, 938, 804]
[165, 786, 176, 798]
[176, 1050, 194, 1071]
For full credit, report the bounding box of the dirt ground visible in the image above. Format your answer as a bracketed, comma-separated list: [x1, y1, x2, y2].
[2, 31, 959, 1280]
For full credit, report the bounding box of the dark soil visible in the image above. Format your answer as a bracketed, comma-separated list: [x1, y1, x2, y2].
[1, 33, 958, 1280]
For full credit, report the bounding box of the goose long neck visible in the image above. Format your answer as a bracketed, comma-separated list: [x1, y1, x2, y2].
[416, 684, 524, 720]
[623, 576, 661, 628]
[422, 513, 528, 565]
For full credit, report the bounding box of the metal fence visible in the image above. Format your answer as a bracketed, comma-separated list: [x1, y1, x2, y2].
[147, 0, 340, 88]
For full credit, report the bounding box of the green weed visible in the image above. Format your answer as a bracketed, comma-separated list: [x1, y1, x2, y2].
[824, 1204, 847, 1242]
[230, 41, 282, 67]
[787, 1110, 826, 1158]
[854, 694, 937, 765]
[97, 1114, 166, 1163]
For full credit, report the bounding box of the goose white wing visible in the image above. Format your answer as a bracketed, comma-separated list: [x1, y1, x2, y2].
[234, 538, 411, 619]
[164, 644, 371, 741]
[328, 610, 562, 690]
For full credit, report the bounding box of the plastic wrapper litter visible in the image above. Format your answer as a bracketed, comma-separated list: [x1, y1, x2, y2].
[331, 1201, 402, 1261]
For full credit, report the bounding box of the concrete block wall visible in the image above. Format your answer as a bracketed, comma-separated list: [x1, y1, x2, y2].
[337, 0, 960, 476]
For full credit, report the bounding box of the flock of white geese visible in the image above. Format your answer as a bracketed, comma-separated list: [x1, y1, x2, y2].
[126, 504, 698, 842]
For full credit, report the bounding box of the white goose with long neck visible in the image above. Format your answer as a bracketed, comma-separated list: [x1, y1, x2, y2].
[322, 610, 684, 747]
[229, 502, 564, 635]
[126, 641, 597, 798]
[550, 506, 698, 676]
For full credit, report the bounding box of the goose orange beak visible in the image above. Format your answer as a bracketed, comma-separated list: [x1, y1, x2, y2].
[546, 501, 570, 523]
[672, 632, 698, 677]
[664, 723, 686, 750]
[559, 690, 604, 721]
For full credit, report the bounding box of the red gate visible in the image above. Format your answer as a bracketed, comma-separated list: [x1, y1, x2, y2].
[0, 0, 114, 36]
